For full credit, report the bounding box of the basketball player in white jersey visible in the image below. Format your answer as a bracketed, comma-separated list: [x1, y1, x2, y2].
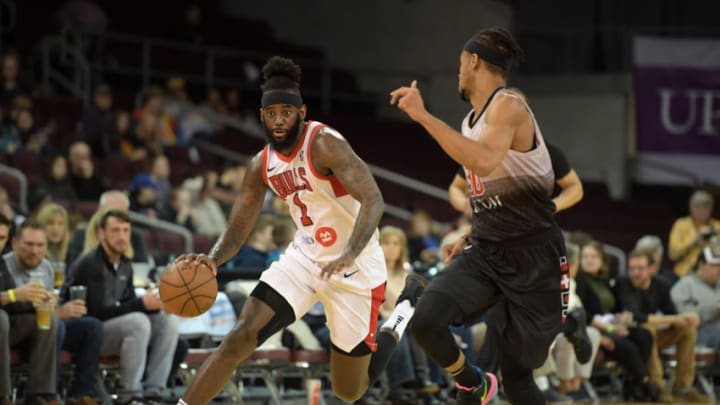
[175, 56, 425, 405]
[391, 28, 567, 405]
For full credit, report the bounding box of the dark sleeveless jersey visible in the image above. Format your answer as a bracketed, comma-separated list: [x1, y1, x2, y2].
[461, 89, 557, 243]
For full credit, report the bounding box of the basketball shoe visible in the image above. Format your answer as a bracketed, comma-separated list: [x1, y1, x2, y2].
[456, 366, 498, 405]
[396, 273, 428, 307]
[563, 307, 592, 364]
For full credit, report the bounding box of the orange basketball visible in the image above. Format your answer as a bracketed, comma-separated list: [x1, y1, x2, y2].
[159, 260, 218, 317]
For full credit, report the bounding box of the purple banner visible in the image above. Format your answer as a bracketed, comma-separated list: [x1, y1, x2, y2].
[635, 67, 720, 154]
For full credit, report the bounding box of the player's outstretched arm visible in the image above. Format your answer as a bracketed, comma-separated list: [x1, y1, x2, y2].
[311, 128, 384, 277]
[391, 82, 521, 177]
[178, 152, 268, 274]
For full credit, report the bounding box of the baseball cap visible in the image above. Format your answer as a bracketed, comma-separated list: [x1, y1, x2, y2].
[131, 174, 159, 192]
[690, 190, 713, 207]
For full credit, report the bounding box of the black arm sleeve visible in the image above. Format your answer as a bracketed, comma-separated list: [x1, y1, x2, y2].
[546, 143, 571, 180]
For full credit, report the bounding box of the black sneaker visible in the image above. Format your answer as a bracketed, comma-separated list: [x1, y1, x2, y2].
[563, 307, 592, 364]
[396, 273, 428, 307]
[455, 369, 498, 405]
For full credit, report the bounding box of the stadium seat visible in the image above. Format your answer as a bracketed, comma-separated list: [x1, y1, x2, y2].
[74, 201, 99, 221]
[100, 156, 133, 189]
[192, 233, 214, 255]
[0, 173, 23, 206]
[10, 152, 42, 184]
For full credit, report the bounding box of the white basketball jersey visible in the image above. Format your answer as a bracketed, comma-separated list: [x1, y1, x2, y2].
[460, 88, 556, 242]
[262, 120, 379, 264]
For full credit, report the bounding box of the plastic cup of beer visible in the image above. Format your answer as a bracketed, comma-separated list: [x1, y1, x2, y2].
[70, 285, 87, 302]
[53, 262, 66, 288]
[35, 300, 52, 330]
[28, 271, 45, 288]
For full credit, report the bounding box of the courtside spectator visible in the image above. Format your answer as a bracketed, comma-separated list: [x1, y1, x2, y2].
[615, 249, 708, 403]
[671, 244, 720, 354]
[636, 234, 679, 286]
[669, 190, 720, 278]
[67, 210, 178, 404]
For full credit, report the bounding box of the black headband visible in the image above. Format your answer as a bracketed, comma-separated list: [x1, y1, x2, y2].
[261, 91, 303, 108]
[463, 39, 511, 71]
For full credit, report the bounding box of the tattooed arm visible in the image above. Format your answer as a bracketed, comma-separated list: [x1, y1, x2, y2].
[311, 127, 384, 278]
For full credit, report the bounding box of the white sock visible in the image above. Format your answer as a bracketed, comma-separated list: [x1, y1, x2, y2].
[535, 375, 550, 391]
[178, 399, 189, 405]
[380, 300, 414, 339]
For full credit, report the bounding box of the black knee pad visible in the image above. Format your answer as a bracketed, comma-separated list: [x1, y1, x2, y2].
[331, 340, 372, 357]
[250, 282, 296, 344]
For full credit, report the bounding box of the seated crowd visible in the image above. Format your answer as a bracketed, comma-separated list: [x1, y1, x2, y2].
[1, 46, 720, 405]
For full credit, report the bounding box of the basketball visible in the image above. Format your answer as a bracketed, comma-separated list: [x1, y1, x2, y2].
[159, 259, 218, 317]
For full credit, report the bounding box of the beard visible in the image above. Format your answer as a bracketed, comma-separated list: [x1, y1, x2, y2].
[264, 118, 302, 151]
[103, 240, 127, 258]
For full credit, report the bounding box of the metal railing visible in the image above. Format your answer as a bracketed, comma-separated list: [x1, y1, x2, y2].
[604, 243, 627, 276]
[37, 36, 91, 107]
[0, 164, 27, 213]
[40, 27, 452, 220]
[44, 27, 452, 221]
[191, 139, 445, 222]
[60, 26, 381, 114]
[631, 156, 715, 187]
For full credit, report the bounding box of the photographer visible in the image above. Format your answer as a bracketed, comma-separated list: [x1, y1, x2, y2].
[669, 190, 720, 278]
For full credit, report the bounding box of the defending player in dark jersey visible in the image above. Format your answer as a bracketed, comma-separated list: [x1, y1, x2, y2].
[391, 28, 567, 405]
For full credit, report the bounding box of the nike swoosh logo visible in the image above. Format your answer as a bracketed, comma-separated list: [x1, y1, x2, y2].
[267, 166, 277, 172]
[343, 270, 359, 278]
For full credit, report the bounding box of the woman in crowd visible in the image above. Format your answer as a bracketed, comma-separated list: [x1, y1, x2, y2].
[575, 241, 658, 401]
[36, 202, 71, 264]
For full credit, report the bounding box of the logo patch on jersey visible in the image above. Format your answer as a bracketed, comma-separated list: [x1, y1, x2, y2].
[343, 270, 359, 278]
[315, 226, 338, 247]
[302, 236, 315, 245]
[268, 167, 313, 199]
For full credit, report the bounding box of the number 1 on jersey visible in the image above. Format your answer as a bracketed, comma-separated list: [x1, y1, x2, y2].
[293, 194, 314, 226]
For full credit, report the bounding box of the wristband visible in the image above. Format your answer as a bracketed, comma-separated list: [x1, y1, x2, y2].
[606, 324, 614, 334]
[7, 289, 16, 303]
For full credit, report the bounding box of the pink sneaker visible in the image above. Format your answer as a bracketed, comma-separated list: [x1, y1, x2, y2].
[455, 371, 498, 405]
